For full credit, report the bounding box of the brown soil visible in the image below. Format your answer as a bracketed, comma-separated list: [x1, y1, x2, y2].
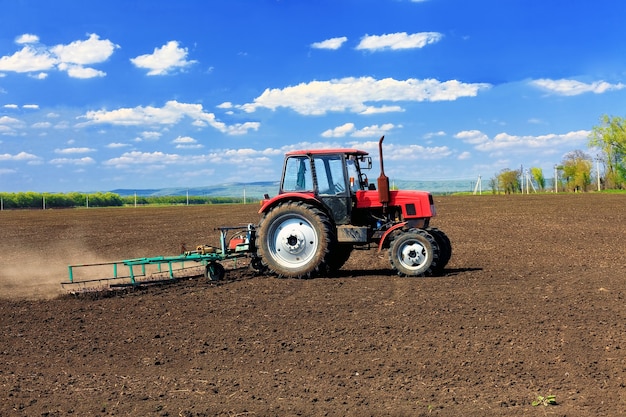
[1, 194, 625, 416]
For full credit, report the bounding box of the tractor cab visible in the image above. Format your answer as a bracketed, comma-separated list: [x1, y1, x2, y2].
[277, 149, 372, 224]
[280, 149, 372, 194]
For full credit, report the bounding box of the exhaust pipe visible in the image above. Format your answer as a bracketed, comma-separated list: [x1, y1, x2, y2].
[377, 135, 390, 208]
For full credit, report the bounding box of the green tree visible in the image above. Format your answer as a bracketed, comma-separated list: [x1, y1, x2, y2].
[530, 167, 545, 191]
[15, 192, 41, 208]
[497, 168, 521, 194]
[561, 150, 592, 192]
[589, 114, 626, 189]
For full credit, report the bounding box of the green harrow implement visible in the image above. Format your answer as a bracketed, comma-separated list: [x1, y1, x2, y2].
[62, 225, 256, 293]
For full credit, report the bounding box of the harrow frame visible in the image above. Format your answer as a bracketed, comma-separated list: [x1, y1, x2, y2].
[62, 225, 256, 292]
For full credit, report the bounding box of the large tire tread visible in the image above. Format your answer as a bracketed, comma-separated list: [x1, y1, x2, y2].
[426, 227, 451, 274]
[257, 201, 334, 278]
[388, 228, 440, 277]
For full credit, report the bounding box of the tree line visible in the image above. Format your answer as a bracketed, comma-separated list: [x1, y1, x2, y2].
[491, 114, 626, 193]
[0, 192, 254, 209]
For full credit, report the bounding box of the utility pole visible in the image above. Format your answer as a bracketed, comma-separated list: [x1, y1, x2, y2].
[473, 175, 482, 195]
[554, 164, 558, 193]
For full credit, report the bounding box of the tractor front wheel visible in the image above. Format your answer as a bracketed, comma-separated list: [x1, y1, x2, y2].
[258, 201, 334, 278]
[388, 229, 439, 276]
[427, 227, 451, 273]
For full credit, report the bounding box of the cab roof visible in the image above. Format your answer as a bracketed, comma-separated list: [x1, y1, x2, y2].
[285, 148, 369, 157]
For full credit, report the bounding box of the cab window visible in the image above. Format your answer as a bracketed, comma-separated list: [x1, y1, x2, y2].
[314, 156, 346, 195]
[282, 156, 313, 192]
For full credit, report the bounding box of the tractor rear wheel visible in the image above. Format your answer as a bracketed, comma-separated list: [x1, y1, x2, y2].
[427, 227, 451, 273]
[326, 244, 353, 273]
[258, 201, 334, 278]
[388, 229, 439, 276]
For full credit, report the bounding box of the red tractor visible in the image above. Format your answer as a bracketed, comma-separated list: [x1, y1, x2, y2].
[253, 136, 451, 278]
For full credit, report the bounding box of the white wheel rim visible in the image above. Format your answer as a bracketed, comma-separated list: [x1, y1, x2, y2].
[268, 215, 318, 269]
[397, 240, 428, 270]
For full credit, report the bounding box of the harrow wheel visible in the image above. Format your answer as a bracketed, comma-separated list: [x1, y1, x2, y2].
[388, 228, 439, 277]
[257, 201, 333, 278]
[205, 262, 226, 281]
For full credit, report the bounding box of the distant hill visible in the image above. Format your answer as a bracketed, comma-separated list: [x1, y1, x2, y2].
[111, 181, 280, 199]
[111, 179, 476, 199]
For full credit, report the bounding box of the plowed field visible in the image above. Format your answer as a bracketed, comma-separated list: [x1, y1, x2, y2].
[1, 194, 625, 416]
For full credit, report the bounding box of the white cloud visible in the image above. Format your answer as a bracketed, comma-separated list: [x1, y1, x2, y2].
[356, 32, 443, 51]
[80, 100, 260, 135]
[140, 131, 162, 140]
[3, 104, 18, 109]
[0, 126, 15, 135]
[0, 45, 57, 73]
[352, 141, 451, 161]
[424, 131, 446, 139]
[321, 123, 356, 138]
[51, 33, 118, 65]
[0, 116, 23, 125]
[29, 72, 48, 79]
[311, 37, 348, 50]
[322, 123, 397, 138]
[239, 76, 489, 115]
[172, 135, 203, 149]
[359, 105, 404, 115]
[104, 146, 301, 170]
[54, 147, 96, 154]
[351, 123, 396, 138]
[455, 130, 489, 144]
[103, 151, 187, 168]
[0, 33, 117, 78]
[106, 142, 130, 148]
[59, 63, 105, 79]
[49, 157, 95, 165]
[0, 151, 39, 161]
[23, 104, 39, 109]
[456, 129, 590, 155]
[130, 41, 197, 75]
[32, 122, 52, 128]
[16, 34, 39, 44]
[531, 78, 626, 96]
[458, 151, 471, 160]
[0, 116, 24, 135]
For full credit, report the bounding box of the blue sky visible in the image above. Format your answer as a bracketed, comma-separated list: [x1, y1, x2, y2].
[1, 0, 625, 192]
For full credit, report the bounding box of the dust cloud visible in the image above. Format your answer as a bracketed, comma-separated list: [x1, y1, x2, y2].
[0, 241, 107, 300]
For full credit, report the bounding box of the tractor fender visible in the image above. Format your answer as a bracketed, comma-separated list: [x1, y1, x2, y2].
[377, 221, 408, 252]
[259, 192, 321, 215]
